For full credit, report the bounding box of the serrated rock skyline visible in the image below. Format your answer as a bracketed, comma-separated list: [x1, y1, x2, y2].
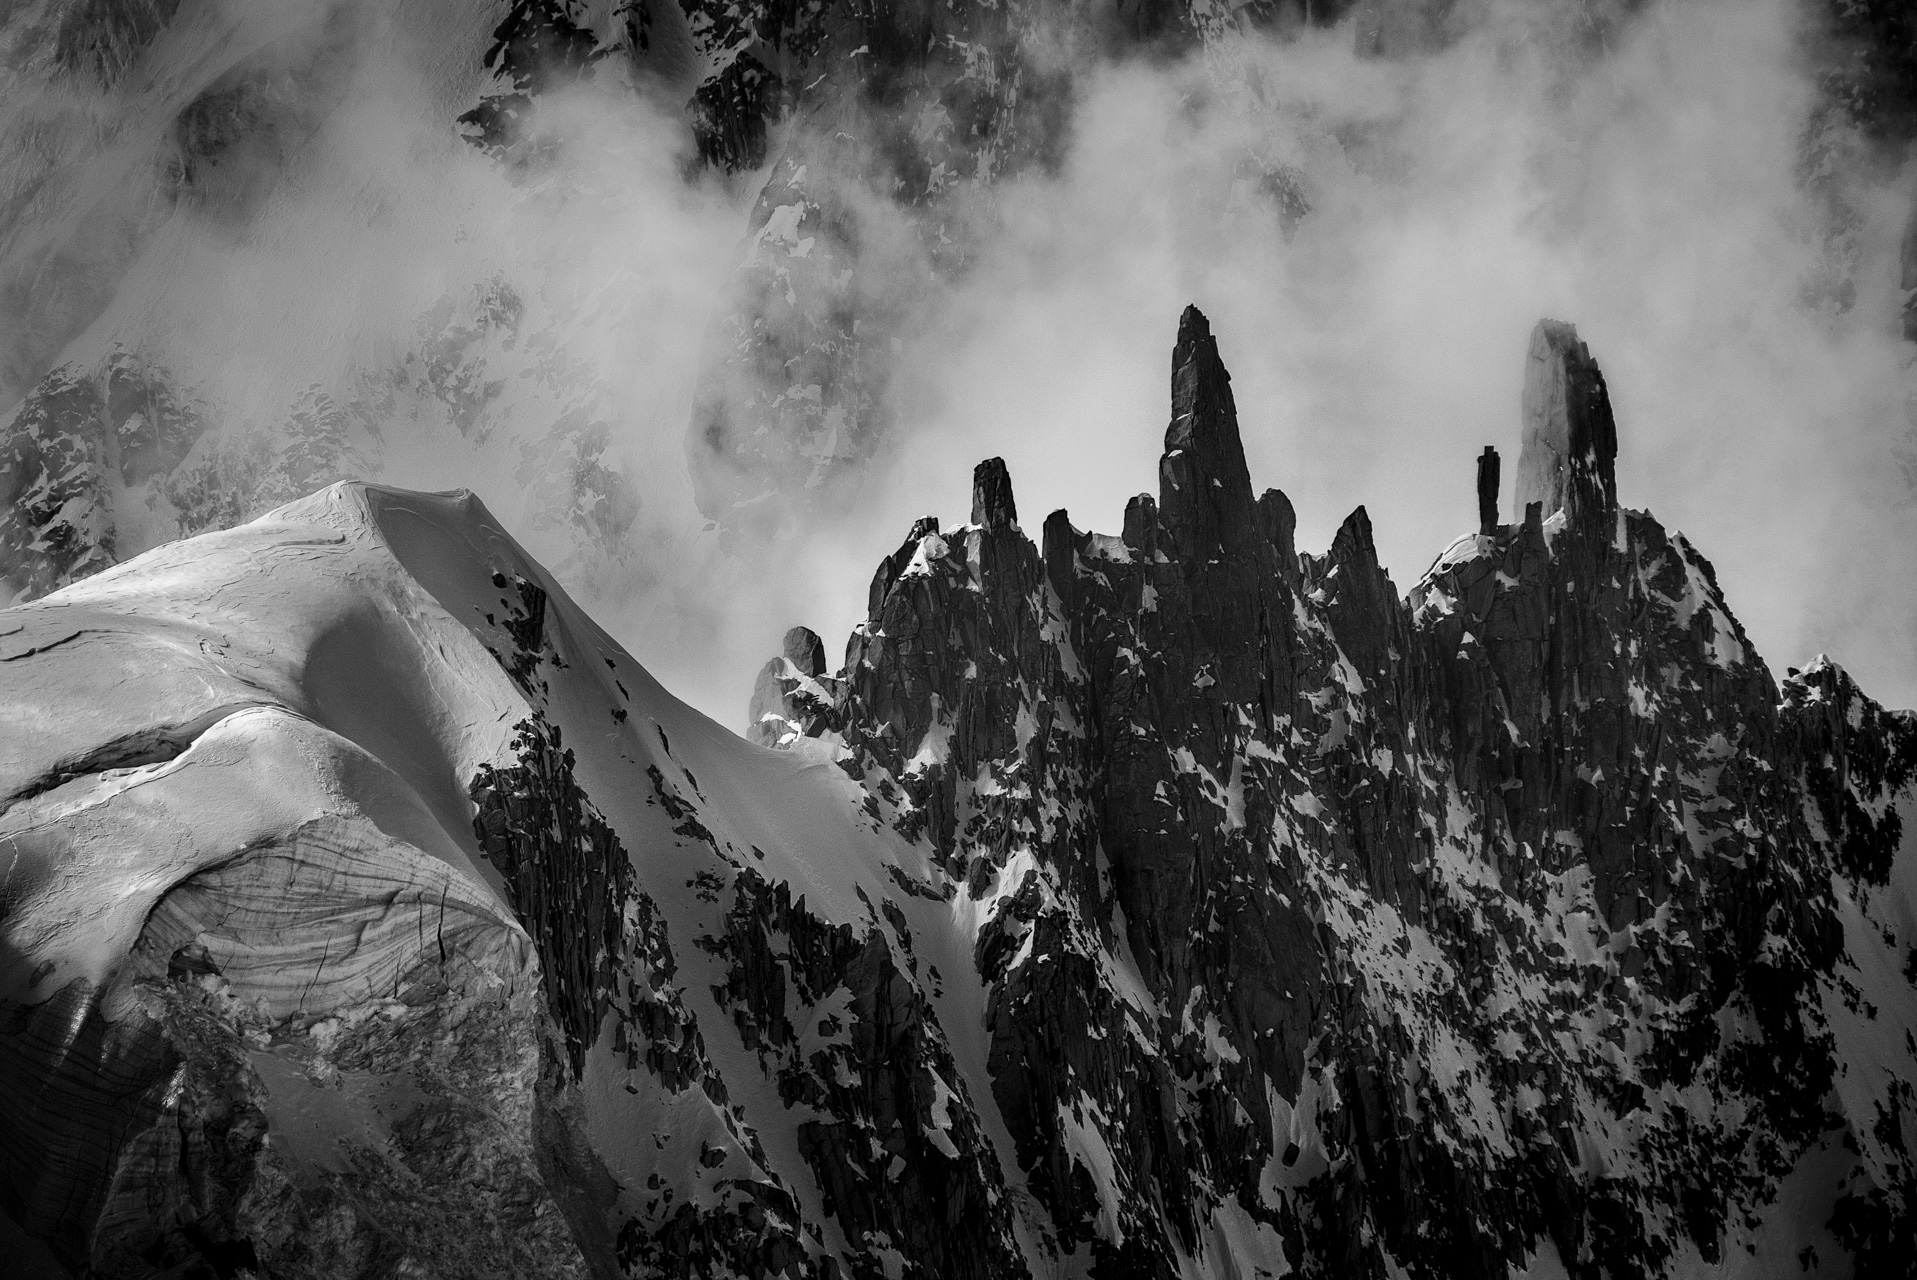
[748, 304, 1917, 1276]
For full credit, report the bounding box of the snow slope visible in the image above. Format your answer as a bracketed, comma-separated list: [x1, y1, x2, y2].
[0, 481, 1039, 1278]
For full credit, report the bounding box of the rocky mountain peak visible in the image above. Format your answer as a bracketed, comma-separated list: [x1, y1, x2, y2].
[1256, 486, 1298, 574]
[780, 624, 826, 677]
[747, 624, 831, 745]
[743, 304, 1917, 1279]
[1160, 304, 1259, 568]
[1515, 319, 1618, 526]
[1122, 490, 1160, 555]
[971, 455, 1019, 530]
[1476, 444, 1501, 533]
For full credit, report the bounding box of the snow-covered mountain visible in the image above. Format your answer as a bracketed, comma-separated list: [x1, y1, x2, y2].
[2, 476, 995, 1279]
[4, 309, 1914, 1278]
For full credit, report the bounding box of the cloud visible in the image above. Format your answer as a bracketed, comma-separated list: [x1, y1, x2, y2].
[830, 0, 1917, 713]
[2, 0, 1911, 725]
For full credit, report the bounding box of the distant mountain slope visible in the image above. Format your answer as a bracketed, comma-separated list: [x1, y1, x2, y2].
[3, 308, 1915, 1279]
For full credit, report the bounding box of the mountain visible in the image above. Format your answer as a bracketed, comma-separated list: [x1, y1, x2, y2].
[748, 307, 1917, 1277]
[4, 307, 1914, 1279]
[2, 479, 998, 1280]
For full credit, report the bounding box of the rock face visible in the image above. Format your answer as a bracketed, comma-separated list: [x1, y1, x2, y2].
[2, 311, 1915, 1280]
[746, 624, 832, 747]
[1476, 445, 1500, 535]
[0, 3, 642, 606]
[1514, 320, 1615, 526]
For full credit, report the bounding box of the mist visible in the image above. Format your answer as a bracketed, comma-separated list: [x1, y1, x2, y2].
[2, 0, 1912, 728]
[729, 0, 1917, 721]
[854, 0, 1917, 715]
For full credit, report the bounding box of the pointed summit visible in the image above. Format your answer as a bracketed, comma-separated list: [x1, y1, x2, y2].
[782, 625, 827, 678]
[1160, 305, 1256, 565]
[972, 457, 1018, 530]
[1166, 306, 1242, 459]
[1515, 320, 1617, 525]
[1477, 446, 1501, 534]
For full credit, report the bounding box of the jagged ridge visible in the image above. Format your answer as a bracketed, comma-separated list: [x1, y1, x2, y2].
[752, 306, 1917, 1278]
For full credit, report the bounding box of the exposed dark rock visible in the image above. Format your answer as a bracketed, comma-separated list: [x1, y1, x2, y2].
[458, 0, 610, 156]
[748, 626, 839, 746]
[52, 0, 182, 84]
[1476, 445, 1500, 534]
[703, 868, 1023, 1278]
[1161, 305, 1258, 567]
[474, 715, 647, 1079]
[784, 625, 827, 678]
[0, 353, 208, 600]
[1515, 320, 1616, 527]
[972, 457, 1019, 530]
[1812, 0, 1917, 147]
[1257, 486, 1298, 577]
[754, 304, 1917, 1279]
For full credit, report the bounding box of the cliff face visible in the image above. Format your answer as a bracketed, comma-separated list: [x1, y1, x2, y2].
[2, 310, 1914, 1280]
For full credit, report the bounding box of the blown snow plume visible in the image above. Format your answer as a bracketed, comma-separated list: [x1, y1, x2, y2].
[3, 307, 1916, 1279]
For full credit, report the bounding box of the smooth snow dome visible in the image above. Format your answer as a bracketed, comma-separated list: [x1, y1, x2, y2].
[0, 483, 1021, 1267]
[0, 0, 1910, 723]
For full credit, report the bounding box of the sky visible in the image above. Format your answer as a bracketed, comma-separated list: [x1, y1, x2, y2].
[2, 0, 1913, 727]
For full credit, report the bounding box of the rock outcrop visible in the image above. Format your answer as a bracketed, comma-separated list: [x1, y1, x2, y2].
[1514, 320, 1616, 525]
[6, 0, 1911, 602]
[1476, 445, 1500, 534]
[747, 625, 832, 748]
